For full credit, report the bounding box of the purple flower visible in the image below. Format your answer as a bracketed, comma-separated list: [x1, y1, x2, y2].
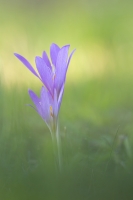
[14, 43, 75, 132]
[28, 86, 58, 132]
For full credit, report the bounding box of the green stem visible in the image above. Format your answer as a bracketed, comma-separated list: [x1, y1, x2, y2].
[50, 121, 62, 172]
[56, 122, 62, 172]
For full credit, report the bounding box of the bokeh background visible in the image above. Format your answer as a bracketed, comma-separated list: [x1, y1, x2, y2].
[0, 0, 133, 199]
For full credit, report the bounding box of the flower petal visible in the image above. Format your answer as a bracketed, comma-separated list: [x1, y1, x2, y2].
[40, 86, 50, 121]
[58, 84, 65, 110]
[28, 89, 42, 117]
[53, 89, 58, 118]
[50, 43, 60, 67]
[35, 56, 53, 96]
[67, 49, 76, 70]
[55, 45, 70, 94]
[63, 49, 76, 83]
[42, 51, 52, 69]
[14, 53, 39, 78]
[40, 86, 55, 131]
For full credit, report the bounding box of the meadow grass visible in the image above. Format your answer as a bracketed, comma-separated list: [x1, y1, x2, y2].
[0, 76, 133, 199]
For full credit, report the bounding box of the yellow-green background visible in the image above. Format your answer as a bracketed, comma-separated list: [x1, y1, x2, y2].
[0, 0, 133, 199]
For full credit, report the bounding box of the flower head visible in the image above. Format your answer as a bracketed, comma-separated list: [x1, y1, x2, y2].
[14, 43, 75, 131]
[28, 86, 58, 132]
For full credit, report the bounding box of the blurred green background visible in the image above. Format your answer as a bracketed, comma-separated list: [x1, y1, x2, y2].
[0, 0, 133, 199]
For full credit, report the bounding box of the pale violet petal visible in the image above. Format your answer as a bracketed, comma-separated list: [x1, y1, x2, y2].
[53, 89, 58, 118]
[14, 53, 40, 78]
[58, 84, 65, 110]
[42, 51, 52, 69]
[50, 43, 60, 67]
[67, 49, 76, 71]
[28, 89, 42, 117]
[55, 45, 70, 95]
[35, 56, 53, 96]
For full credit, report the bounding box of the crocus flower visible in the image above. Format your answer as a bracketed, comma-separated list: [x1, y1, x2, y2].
[14, 43, 75, 132]
[28, 86, 58, 133]
[14, 43, 75, 171]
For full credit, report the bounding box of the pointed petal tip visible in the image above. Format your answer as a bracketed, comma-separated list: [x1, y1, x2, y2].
[28, 89, 33, 96]
[51, 43, 60, 47]
[71, 48, 76, 56]
[28, 89, 36, 96]
[28, 89, 31, 93]
[51, 42, 56, 45]
[35, 56, 44, 66]
[14, 53, 20, 58]
[62, 44, 70, 48]
[73, 48, 76, 52]
[51, 43, 70, 48]
[41, 85, 45, 89]
[35, 55, 41, 61]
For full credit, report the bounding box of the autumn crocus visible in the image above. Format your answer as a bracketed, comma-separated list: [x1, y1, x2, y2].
[28, 86, 58, 134]
[14, 43, 75, 170]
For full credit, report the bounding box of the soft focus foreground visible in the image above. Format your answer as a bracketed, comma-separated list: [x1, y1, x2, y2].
[0, 1, 133, 199]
